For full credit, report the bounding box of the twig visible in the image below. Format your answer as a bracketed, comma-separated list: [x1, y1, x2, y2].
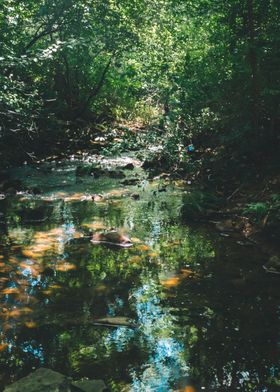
[253, 182, 269, 200]
[227, 185, 242, 201]
[261, 209, 271, 228]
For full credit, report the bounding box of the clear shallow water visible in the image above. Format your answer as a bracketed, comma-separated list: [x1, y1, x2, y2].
[0, 157, 279, 391]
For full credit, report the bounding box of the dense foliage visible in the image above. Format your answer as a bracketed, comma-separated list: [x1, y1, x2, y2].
[0, 0, 280, 165]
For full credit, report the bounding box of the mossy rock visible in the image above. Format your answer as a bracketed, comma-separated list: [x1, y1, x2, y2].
[72, 379, 107, 392]
[4, 368, 72, 392]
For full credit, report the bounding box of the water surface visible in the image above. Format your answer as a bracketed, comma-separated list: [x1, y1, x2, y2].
[0, 157, 278, 391]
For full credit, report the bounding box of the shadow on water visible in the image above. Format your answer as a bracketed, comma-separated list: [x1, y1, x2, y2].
[0, 157, 279, 391]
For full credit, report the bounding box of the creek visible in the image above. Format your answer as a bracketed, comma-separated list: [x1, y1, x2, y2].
[0, 155, 278, 391]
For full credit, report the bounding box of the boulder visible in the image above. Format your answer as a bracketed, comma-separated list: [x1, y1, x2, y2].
[91, 194, 103, 202]
[91, 231, 133, 248]
[131, 193, 140, 200]
[4, 368, 72, 392]
[123, 163, 134, 170]
[72, 380, 107, 392]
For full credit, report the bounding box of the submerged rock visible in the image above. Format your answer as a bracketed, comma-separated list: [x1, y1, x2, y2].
[91, 194, 103, 202]
[72, 379, 107, 392]
[131, 193, 140, 200]
[4, 368, 108, 392]
[123, 163, 134, 170]
[91, 230, 133, 247]
[4, 368, 72, 392]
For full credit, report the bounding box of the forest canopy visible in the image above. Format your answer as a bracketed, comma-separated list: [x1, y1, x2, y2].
[0, 0, 280, 165]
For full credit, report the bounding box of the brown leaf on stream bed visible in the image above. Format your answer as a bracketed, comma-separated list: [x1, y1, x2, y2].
[161, 276, 181, 288]
[24, 321, 37, 329]
[21, 227, 83, 261]
[1, 287, 21, 296]
[135, 244, 151, 251]
[160, 269, 199, 288]
[0, 344, 8, 352]
[0, 263, 12, 273]
[55, 262, 77, 272]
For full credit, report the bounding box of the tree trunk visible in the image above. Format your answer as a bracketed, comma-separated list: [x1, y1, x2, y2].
[246, 0, 261, 130]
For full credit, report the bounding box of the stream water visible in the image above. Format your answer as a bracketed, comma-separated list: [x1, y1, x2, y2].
[0, 155, 279, 391]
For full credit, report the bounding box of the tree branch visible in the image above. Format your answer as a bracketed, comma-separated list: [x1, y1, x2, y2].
[75, 53, 116, 119]
[24, 27, 60, 52]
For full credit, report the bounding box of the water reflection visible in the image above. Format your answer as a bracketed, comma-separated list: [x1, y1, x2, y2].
[0, 158, 278, 391]
[130, 280, 188, 391]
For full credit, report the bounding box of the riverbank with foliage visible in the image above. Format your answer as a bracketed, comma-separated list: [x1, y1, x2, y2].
[1, 121, 280, 273]
[1, 0, 280, 166]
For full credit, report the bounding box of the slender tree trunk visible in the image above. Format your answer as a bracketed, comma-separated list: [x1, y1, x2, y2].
[74, 53, 115, 120]
[246, 0, 261, 130]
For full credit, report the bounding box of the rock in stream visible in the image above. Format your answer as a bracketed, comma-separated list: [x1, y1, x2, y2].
[4, 368, 107, 392]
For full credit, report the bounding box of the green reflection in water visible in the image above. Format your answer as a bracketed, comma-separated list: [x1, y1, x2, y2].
[0, 158, 278, 392]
